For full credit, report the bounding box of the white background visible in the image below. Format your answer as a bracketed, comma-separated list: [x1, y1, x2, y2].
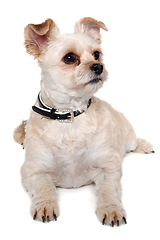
[1, 0, 160, 239]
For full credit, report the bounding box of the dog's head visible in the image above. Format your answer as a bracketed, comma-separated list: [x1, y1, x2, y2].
[24, 18, 108, 102]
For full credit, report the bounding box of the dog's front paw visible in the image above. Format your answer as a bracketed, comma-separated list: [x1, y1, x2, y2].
[31, 200, 59, 223]
[96, 204, 127, 227]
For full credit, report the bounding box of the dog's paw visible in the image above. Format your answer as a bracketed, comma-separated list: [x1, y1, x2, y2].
[133, 138, 155, 154]
[96, 204, 127, 227]
[31, 200, 59, 223]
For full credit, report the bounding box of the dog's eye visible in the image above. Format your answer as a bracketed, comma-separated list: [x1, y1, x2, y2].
[63, 52, 78, 64]
[93, 51, 100, 60]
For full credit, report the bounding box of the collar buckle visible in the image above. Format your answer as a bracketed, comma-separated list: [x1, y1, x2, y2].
[56, 109, 74, 123]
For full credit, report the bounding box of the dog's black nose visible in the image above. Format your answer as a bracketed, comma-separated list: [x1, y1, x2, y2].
[90, 64, 103, 75]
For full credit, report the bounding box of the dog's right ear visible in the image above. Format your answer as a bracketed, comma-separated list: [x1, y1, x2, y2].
[24, 19, 60, 57]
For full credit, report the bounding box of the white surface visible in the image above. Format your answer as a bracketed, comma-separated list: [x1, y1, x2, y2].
[1, 0, 160, 239]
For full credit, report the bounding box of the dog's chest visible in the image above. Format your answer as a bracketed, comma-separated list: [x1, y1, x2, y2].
[42, 117, 96, 155]
[41, 128, 92, 188]
[43, 119, 97, 187]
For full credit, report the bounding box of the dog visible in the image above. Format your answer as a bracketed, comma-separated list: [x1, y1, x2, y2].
[14, 17, 154, 227]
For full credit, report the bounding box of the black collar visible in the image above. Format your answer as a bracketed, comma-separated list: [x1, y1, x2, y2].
[32, 93, 92, 123]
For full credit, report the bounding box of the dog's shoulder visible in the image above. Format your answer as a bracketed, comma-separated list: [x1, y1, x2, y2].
[89, 96, 112, 117]
[90, 96, 126, 125]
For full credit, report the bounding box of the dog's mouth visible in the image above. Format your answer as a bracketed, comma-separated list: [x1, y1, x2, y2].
[88, 78, 102, 84]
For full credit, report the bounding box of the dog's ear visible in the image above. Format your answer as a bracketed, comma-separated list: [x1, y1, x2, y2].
[74, 17, 108, 44]
[24, 19, 60, 57]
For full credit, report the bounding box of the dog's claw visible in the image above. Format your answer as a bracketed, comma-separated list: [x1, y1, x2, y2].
[33, 212, 37, 220]
[145, 150, 155, 154]
[111, 221, 114, 227]
[102, 218, 105, 225]
[54, 214, 57, 221]
[102, 216, 126, 227]
[123, 217, 127, 224]
[42, 216, 45, 223]
[21, 143, 24, 149]
[33, 209, 57, 222]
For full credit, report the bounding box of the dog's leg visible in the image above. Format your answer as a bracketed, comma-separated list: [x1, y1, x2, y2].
[123, 119, 154, 154]
[132, 138, 154, 154]
[94, 152, 126, 227]
[21, 165, 59, 222]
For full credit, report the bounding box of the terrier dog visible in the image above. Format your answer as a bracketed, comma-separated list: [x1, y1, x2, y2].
[14, 17, 154, 227]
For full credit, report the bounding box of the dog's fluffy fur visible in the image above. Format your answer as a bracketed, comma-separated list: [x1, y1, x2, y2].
[14, 18, 154, 226]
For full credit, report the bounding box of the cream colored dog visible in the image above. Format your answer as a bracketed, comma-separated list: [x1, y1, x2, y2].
[14, 18, 154, 227]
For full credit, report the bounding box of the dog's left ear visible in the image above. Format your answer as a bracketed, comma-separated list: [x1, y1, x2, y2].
[74, 17, 108, 44]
